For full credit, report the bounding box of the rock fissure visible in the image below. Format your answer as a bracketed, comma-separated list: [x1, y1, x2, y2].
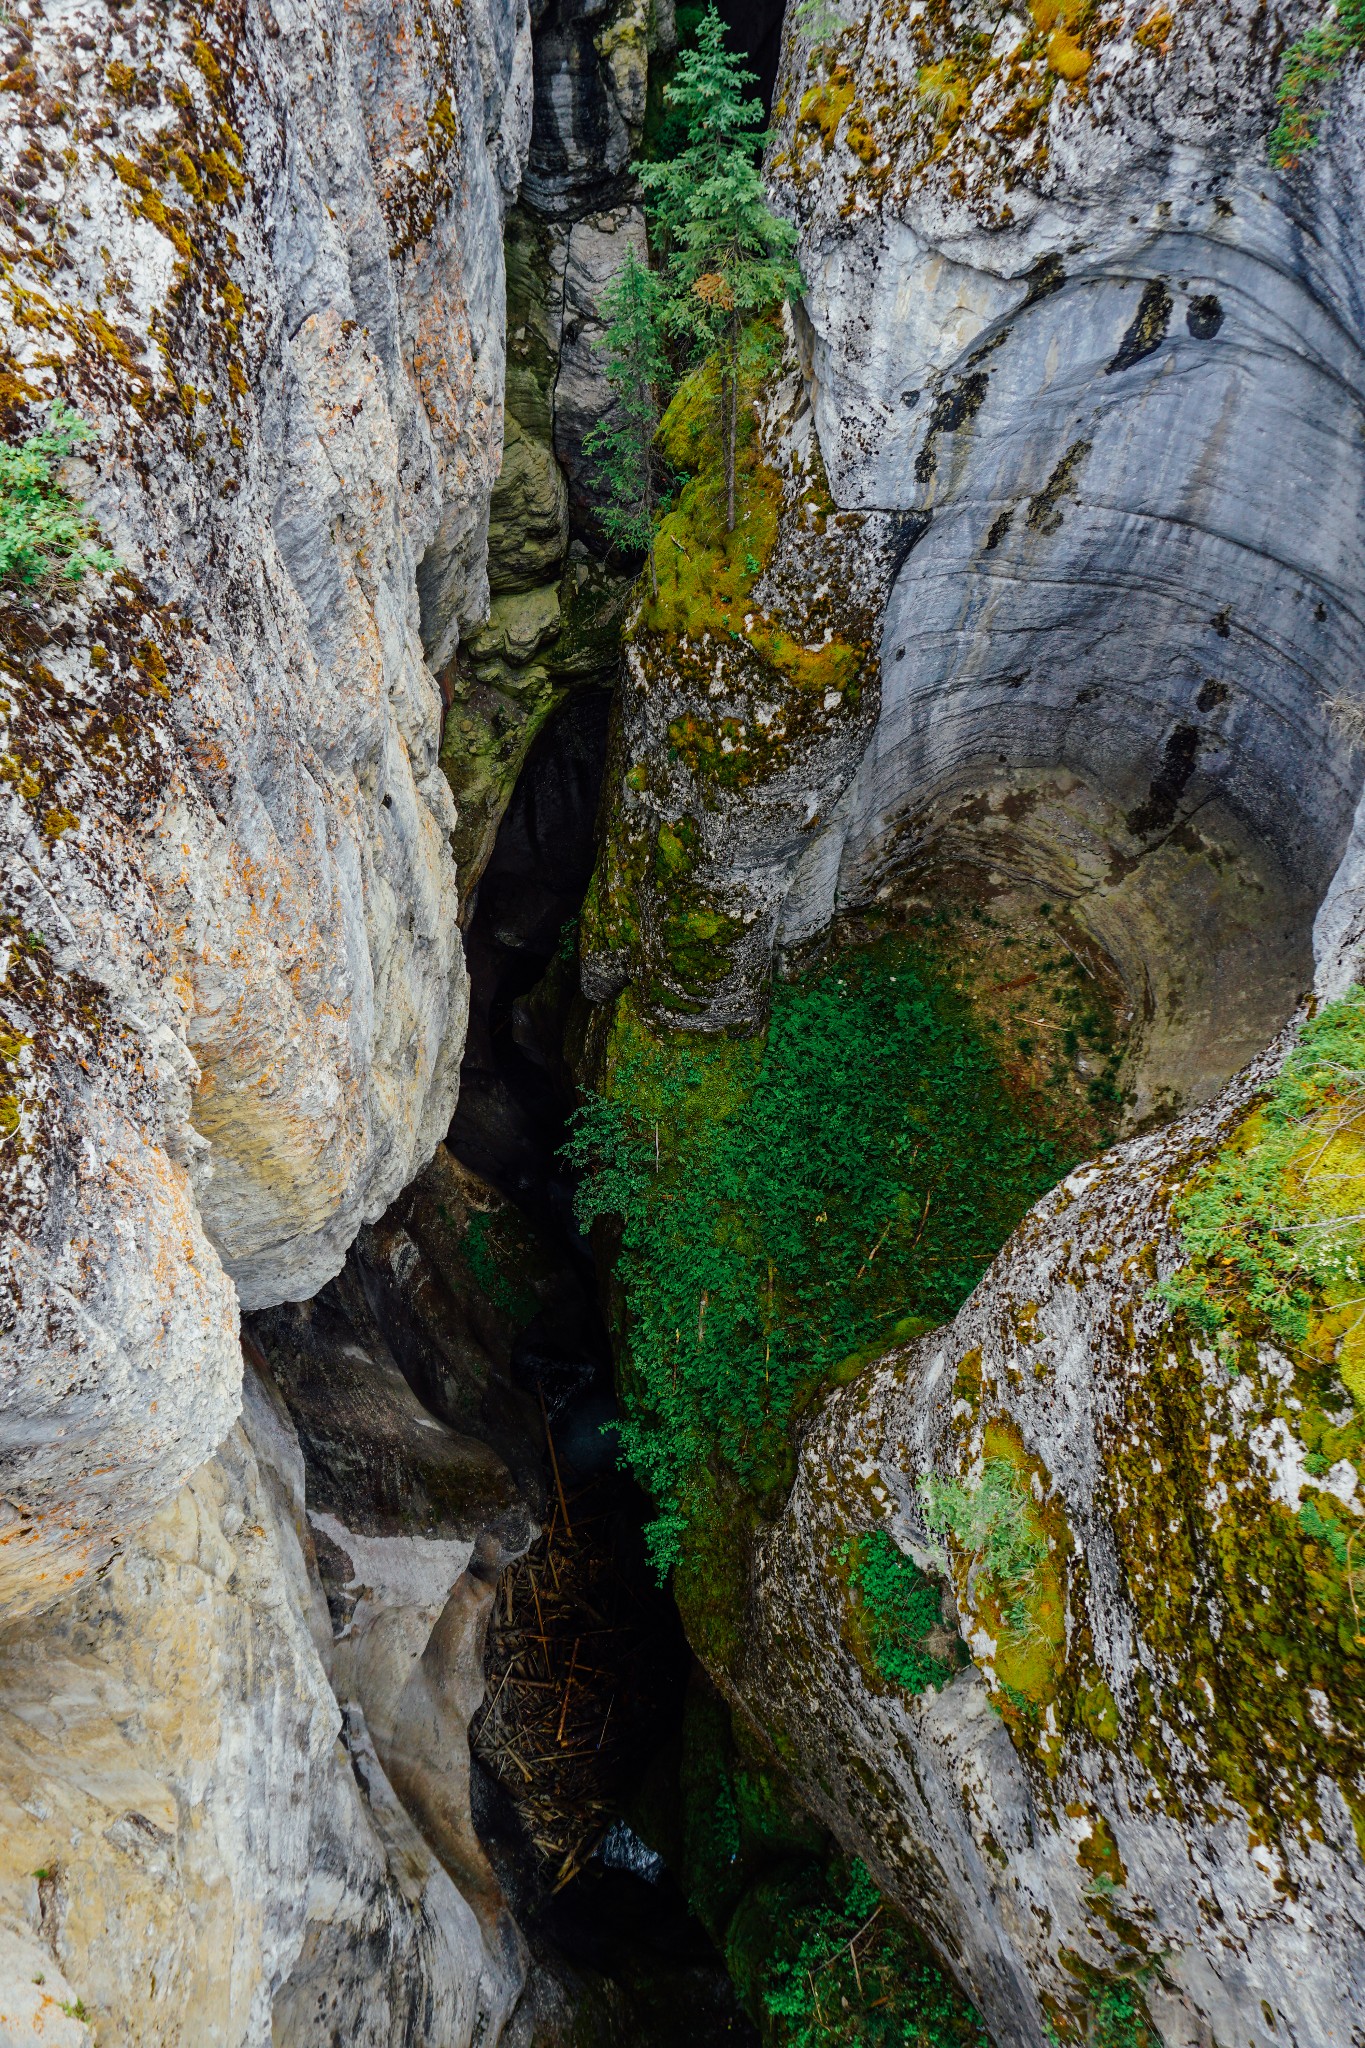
[6, 0, 1365, 2041]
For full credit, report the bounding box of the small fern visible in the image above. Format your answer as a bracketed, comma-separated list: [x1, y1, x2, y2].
[0, 402, 115, 594]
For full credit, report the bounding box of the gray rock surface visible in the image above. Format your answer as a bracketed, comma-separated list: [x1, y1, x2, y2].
[0, 1364, 525, 2047]
[0, 0, 528, 1619]
[765, 0, 1365, 1111]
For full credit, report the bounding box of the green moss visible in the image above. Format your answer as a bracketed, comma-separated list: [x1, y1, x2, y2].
[639, 327, 868, 741]
[923, 1429, 1071, 1761]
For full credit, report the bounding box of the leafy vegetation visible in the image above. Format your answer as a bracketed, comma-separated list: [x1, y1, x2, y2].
[1158, 986, 1365, 1388]
[568, 931, 1080, 1572]
[760, 1858, 991, 2048]
[0, 403, 114, 593]
[843, 1527, 955, 1696]
[922, 1460, 1047, 1601]
[1270, 0, 1365, 167]
[676, 1683, 988, 2048]
[791, 0, 856, 49]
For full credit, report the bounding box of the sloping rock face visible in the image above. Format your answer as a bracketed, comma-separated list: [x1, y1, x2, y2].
[0, 0, 529, 1619]
[732, 1032, 1365, 2048]
[0, 1365, 527, 2048]
[766, 0, 1365, 1115]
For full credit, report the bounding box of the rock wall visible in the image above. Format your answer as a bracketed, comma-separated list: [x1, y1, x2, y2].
[0, 1362, 528, 2048]
[0, 0, 528, 1617]
[437, 0, 661, 895]
[0, 0, 560, 2034]
[586, 0, 1365, 1113]
[770, 0, 1365, 1111]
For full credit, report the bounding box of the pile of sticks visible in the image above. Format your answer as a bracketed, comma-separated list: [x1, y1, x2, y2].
[471, 1447, 678, 1897]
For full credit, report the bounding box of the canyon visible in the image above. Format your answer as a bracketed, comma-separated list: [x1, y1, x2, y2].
[1, 0, 1363, 2040]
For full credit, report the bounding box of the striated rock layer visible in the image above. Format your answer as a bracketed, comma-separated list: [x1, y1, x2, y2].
[0, 0, 529, 1618]
[771, 0, 1365, 1113]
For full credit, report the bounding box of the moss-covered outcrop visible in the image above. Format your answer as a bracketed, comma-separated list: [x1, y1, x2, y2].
[578, 319, 911, 1026]
[709, 1003, 1365, 2048]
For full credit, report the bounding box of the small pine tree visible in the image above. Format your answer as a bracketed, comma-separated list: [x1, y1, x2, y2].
[583, 245, 673, 594]
[639, 5, 800, 531]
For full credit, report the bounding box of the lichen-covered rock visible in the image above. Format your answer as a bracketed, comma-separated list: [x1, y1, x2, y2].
[759, 0, 1365, 1112]
[726, 1027, 1365, 2047]
[0, 0, 529, 1616]
[553, 204, 650, 537]
[579, 330, 910, 1026]
[0, 1366, 525, 2046]
[521, 0, 660, 219]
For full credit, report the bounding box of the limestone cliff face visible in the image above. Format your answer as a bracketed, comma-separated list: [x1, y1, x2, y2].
[0, 0, 529, 1619]
[588, 0, 1365, 1105]
[0, 1363, 528, 2048]
[767, 0, 1365, 1113]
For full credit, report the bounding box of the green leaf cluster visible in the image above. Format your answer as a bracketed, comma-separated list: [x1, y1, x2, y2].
[760, 1858, 990, 2048]
[1269, 0, 1365, 166]
[847, 1527, 952, 1696]
[676, 1688, 984, 2048]
[1157, 986, 1365, 1367]
[0, 402, 115, 593]
[921, 1459, 1046, 1589]
[567, 933, 1076, 1572]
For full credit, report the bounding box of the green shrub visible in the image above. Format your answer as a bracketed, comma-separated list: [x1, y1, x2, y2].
[1270, 0, 1365, 167]
[846, 1528, 953, 1696]
[921, 1458, 1047, 1597]
[568, 935, 1077, 1571]
[0, 403, 115, 593]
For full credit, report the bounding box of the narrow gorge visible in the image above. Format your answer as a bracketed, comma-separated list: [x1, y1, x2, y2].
[1, 0, 1363, 2042]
